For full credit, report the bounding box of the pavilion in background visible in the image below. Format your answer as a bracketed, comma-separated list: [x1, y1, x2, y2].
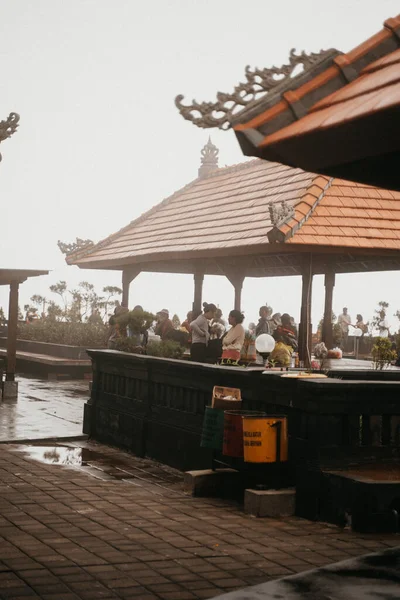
[66, 140, 400, 364]
[0, 113, 49, 396]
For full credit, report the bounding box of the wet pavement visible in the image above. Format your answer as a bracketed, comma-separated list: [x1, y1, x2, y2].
[0, 377, 399, 599]
[0, 376, 88, 442]
[0, 440, 398, 600]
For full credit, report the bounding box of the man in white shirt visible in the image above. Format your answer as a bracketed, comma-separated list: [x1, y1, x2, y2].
[338, 307, 352, 350]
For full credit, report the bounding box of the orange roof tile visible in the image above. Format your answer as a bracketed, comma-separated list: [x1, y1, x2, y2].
[287, 179, 400, 249]
[228, 15, 400, 190]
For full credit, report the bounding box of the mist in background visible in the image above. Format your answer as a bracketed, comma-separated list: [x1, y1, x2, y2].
[1, 0, 399, 330]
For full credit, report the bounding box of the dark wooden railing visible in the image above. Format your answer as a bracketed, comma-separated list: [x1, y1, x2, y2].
[86, 350, 400, 471]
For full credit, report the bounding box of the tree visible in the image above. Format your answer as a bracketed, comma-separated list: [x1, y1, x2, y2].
[394, 310, 400, 333]
[0, 307, 6, 323]
[101, 286, 123, 320]
[67, 289, 83, 322]
[47, 301, 64, 321]
[31, 294, 48, 316]
[317, 311, 337, 332]
[78, 281, 101, 321]
[49, 281, 68, 314]
[371, 301, 389, 331]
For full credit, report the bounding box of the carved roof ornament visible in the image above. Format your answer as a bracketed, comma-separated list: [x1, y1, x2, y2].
[198, 137, 219, 178]
[57, 238, 94, 257]
[176, 48, 336, 130]
[269, 200, 295, 228]
[201, 137, 219, 166]
[0, 113, 20, 161]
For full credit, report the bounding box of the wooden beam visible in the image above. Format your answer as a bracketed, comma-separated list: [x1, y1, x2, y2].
[193, 271, 204, 317]
[298, 258, 313, 367]
[122, 267, 141, 308]
[322, 270, 335, 349]
[6, 281, 19, 381]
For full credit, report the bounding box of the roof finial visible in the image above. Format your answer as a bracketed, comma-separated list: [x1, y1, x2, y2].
[198, 137, 219, 178]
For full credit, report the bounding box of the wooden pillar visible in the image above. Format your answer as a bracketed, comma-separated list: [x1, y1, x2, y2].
[192, 272, 204, 317]
[234, 278, 244, 311]
[225, 272, 245, 311]
[122, 267, 140, 308]
[298, 260, 313, 366]
[322, 270, 335, 350]
[6, 281, 19, 381]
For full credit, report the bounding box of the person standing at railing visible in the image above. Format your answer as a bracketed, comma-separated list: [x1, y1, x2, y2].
[221, 310, 246, 362]
[255, 305, 273, 336]
[155, 309, 174, 340]
[190, 302, 217, 362]
[338, 307, 351, 350]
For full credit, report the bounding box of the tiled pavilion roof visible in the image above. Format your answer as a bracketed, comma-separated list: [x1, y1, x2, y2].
[68, 158, 400, 274]
[68, 160, 315, 267]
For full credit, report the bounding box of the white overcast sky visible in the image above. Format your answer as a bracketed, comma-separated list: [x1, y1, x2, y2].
[1, 0, 400, 331]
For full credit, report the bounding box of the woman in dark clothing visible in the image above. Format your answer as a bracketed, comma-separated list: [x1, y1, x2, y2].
[155, 309, 174, 340]
[273, 313, 298, 351]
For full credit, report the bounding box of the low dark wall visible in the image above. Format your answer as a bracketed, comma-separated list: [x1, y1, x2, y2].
[0, 337, 90, 360]
[86, 350, 400, 472]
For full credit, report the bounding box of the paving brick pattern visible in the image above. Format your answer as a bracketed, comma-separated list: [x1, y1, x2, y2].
[0, 441, 398, 600]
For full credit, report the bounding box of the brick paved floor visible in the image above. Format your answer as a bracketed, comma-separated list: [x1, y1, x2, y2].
[0, 441, 398, 600]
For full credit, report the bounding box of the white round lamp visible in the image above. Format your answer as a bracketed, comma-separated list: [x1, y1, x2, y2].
[255, 334, 276, 354]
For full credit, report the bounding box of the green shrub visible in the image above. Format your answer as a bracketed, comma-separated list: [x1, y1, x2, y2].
[371, 337, 397, 370]
[113, 337, 144, 354]
[116, 309, 155, 334]
[17, 321, 108, 348]
[146, 340, 185, 359]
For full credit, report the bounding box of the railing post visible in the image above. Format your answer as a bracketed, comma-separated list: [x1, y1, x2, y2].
[6, 281, 19, 382]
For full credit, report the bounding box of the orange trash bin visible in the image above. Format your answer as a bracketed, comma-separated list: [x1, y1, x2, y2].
[223, 411, 266, 457]
[242, 415, 288, 463]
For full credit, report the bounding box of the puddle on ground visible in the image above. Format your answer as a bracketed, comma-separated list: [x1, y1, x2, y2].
[13, 444, 183, 486]
[15, 446, 103, 467]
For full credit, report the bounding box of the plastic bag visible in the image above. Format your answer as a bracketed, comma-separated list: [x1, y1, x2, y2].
[269, 341, 292, 366]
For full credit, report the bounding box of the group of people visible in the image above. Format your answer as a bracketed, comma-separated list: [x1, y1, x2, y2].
[187, 303, 246, 363]
[185, 303, 298, 364]
[105, 301, 301, 365]
[253, 305, 298, 350]
[338, 307, 389, 347]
